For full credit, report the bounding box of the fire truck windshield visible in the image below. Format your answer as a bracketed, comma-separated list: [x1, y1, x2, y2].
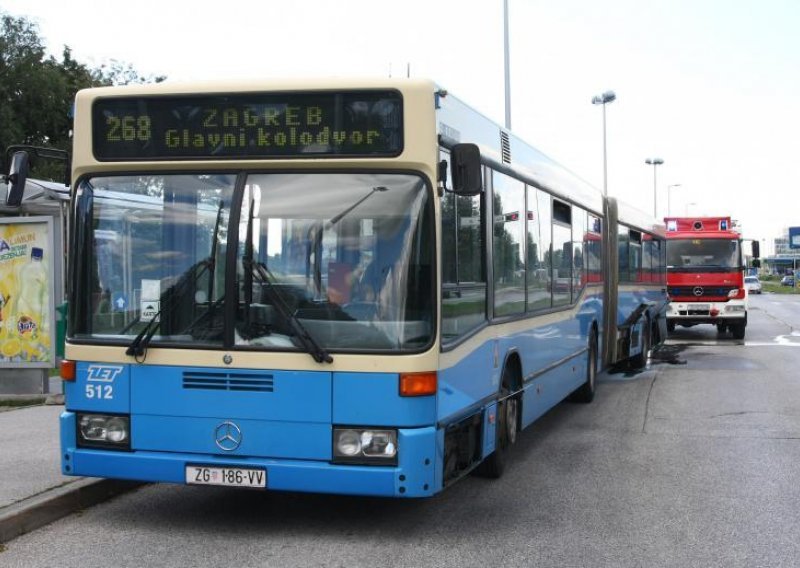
[666, 238, 741, 270]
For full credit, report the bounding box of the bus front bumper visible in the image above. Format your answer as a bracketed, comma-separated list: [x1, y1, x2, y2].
[60, 412, 439, 498]
[667, 300, 746, 325]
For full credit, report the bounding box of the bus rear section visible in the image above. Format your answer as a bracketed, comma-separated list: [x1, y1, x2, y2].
[664, 217, 748, 338]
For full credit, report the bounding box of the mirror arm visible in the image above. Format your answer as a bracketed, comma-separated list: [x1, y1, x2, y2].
[437, 159, 448, 197]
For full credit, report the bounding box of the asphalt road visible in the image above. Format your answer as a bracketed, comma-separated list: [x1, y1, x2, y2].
[3, 294, 800, 568]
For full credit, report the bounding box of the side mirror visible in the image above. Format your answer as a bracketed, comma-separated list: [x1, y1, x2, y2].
[451, 143, 482, 196]
[6, 151, 30, 207]
[751, 240, 760, 259]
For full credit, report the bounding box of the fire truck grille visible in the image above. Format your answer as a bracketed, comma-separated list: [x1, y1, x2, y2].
[668, 286, 738, 298]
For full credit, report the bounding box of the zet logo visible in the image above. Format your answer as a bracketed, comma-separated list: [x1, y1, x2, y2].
[87, 365, 124, 383]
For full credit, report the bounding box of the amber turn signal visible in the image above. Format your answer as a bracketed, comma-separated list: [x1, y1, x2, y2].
[399, 371, 437, 397]
[60, 359, 76, 381]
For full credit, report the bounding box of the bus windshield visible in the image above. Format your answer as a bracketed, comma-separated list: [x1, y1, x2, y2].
[666, 238, 741, 270]
[71, 172, 433, 353]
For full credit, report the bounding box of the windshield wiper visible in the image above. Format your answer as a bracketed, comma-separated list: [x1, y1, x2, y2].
[244, 196, 332, 364]
[124, 306, 161, 360]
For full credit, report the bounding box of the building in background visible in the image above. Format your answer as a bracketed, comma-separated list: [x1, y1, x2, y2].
[765, 227, 800, 274]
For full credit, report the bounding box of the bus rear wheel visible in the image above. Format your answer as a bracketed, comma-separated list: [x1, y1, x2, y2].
[631, 318, 651, 369]
[570, 331, 597, 403]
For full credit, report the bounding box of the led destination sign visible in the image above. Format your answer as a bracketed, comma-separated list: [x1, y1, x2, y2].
[92, 90, 403, 160]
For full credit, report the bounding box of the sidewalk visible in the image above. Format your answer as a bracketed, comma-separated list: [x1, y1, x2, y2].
[0, 398, 139, 543]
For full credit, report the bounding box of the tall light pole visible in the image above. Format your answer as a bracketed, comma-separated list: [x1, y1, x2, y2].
[667, 183, 681, 217]
[645, 157, 664, 217]
[504, 0, 511, 130]
[592, 90, 616, 196]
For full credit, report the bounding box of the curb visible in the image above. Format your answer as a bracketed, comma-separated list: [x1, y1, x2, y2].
[0, 395, 48, 407]
[0, 478, 142, 543]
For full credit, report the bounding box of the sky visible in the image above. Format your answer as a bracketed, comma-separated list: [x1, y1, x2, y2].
[3, 0, 799, 254]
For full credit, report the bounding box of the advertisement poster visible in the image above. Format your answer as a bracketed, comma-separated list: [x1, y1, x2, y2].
[0, 217, 55, 368]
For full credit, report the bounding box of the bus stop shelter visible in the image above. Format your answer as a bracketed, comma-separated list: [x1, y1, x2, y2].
[0, 178, 68, 394]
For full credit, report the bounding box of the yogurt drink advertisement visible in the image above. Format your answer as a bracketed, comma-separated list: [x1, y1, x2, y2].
[0, 217, 55, 367]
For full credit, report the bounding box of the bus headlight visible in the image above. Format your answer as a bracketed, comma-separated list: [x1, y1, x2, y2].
[77, 413, 130, 450]
[334, 429, 361, 456]
[333, 428, 397, 465]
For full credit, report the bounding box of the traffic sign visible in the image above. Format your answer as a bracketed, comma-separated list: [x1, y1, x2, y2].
[113, 294, 127, 311]
[789, 227, 800, 249]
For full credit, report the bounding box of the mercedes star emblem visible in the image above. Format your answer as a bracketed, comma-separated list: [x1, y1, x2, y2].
[214, 421, 242, 452]
[693, 286, 704, 297]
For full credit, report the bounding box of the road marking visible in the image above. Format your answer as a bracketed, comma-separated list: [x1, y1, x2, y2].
[665, 339, 740, 347]
[744, 333, 800, 347]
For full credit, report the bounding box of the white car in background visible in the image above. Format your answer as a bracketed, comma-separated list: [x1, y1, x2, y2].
[744, 276, 762, 294]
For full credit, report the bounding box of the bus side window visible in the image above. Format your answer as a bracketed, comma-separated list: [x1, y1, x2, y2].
[629, 230, 642, 283]
[552, 199, 572, 308]
[441, 151, 486, 342]
[618, 224, 630, 282]
[571, 206, 587, 300]
[493, 172, 525, 317]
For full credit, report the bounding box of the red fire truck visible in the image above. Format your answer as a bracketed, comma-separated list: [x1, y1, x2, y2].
[664, 216, 759, 339]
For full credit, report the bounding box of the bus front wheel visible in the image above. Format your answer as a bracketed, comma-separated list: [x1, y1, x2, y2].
[476, 368, 519, 479]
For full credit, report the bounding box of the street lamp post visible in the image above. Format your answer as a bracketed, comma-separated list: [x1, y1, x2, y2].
[592, 90, 616, 196]
[645, 157, 664, 217]
[503, 0, 511, 130]
[667, 183, 681, 217]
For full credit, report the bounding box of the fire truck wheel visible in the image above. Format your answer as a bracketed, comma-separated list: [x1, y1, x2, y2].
[732, 323, 746, 340]
[716, 324, 727, 334]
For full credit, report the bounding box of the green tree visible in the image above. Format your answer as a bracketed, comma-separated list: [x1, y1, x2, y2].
[1, 11, 164, 181]
[93, 59, 166, 86]
[0, 12, 48, 155]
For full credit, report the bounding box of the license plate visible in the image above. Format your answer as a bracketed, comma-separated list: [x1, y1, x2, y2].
[185, 465, 267, 488]
[691, 304, 710, 310]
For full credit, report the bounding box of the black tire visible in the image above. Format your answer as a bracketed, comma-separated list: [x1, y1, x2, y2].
[732, 322, 746, 339]
[667, 321, 676, 333]
[476, 367, 520, 479]
[630, 317, 651, 369]
[717, 323, 727, 335]
[570, 331, 598, 403]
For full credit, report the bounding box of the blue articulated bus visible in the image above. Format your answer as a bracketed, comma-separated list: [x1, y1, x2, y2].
[51, 78, 667, 497]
